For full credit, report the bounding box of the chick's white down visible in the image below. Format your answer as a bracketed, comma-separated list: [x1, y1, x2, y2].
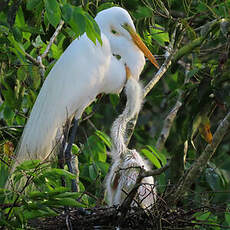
[106, 77, 155, 209]
[15, 7, 148, 165]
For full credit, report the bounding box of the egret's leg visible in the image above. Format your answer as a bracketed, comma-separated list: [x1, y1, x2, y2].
[64, 118, 79, 192]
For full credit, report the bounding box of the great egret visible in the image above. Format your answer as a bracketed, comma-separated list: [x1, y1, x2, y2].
[14, 7, 159, 168]
[106, 73, 155, 209]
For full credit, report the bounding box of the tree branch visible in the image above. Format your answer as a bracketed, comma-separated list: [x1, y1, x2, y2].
[40, 20, 65, 59]
[168, 110, 230, 204]
[24, 20, 64, 80]
[156, 100, 182, 151]
[143, 53, 173, 98]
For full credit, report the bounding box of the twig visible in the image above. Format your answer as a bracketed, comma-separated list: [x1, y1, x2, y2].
[24, 52, 40, 66]
[156, 100, 182, 151]
[140, 161, 170, 178]
[0, 125, 23, 130]
[40, 20, 64, 59]
[0, 203, 21, 209]
[117, 162, 170, 225]
[0, 156, 10, 167]
[24, 20, 64, 81]
[143, 53, 173, 98]
[168, 110, 230, 205]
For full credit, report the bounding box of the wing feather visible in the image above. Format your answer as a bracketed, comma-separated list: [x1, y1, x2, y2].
[16, 34, 112, 164]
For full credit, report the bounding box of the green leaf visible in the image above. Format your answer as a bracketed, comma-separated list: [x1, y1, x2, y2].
[43, 197, 85, 207]
[16, 159, 41, 171]
[43, 168, 76, 180]
[61, 3, 73, 22]
[95, 130, 112, 148]
[97, 2, 115, 13]
[70, 7, 86, 36]
[89, 164, 97, 180]
[96, 161, 110, 175]
[84, 14, 102, 45]
[150, 26, 169, 47]
[27, 0, 43, 11]
[141, 149, 161, 168]
[15, 6, 25, 27]
[194, 211, 211, 221]
[8, 35, 25, 55]
[146, 145, 167, 165]
[17, 66, 28, 81]
[109, 94, 120, 108]
[72, 143, 80, 155]
[23, 207, 57, 220]
[205, 168, 222, 191]
[28, 66, 41, 90]
[225, 213, 230, 225]
[50, 42, 62, 59]
[133, 6, 153, 20]
[44, 0, 61, 28]
[55, 192, 81, 199]
[3, 106, 15, 124]
[83, 135, 106, 162]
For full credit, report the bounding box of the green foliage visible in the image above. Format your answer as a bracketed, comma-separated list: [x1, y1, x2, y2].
[0, 160, 88, 228]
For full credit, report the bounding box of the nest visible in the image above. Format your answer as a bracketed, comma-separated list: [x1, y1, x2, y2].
[29, 196, 209, 230]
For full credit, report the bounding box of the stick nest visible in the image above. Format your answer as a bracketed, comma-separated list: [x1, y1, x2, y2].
[29, 197, 208, 230]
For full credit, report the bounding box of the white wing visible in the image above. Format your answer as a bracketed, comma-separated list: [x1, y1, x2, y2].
[16, 33, 126, 164]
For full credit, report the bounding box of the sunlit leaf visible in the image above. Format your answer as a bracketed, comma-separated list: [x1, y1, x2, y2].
[141, 149, 161, 168]
[95, 130, 112, 148]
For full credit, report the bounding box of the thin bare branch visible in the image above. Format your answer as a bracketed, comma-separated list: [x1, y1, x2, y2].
[40, 20, 64, 59]
[24, 20, 64, 80]
[156, 100, 182, 151]
[140, 161, 170, 178]
[143, 53, 173, 98]
[168, 110, 230, 204]
[24, 52, 40, 66]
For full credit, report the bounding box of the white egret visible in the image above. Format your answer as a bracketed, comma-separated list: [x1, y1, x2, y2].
[14, 7, 159, 168]
[106, 71, 155, 209]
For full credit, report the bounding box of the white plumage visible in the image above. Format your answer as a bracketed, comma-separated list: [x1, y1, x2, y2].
[106, 77, 155, 209]
[14, 7, 158, 168]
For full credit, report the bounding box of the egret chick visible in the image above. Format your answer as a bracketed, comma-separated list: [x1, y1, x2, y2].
[106, 70, 155, 209]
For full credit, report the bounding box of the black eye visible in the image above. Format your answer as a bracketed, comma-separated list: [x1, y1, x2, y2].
[111, 29, 117, 34]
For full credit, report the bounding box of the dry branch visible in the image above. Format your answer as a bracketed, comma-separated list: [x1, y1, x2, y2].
[156, 100, 182, 151]
[40, 20, 64, 59]
[168, 110, 230, 204]
[143, 53, 173, 97]
[24, 20, 64, 80]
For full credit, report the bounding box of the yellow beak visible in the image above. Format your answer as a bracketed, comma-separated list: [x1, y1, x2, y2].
[122, 24, 159, 69]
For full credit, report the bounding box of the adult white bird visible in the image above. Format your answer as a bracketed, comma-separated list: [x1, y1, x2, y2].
[14, 7, 159, 167]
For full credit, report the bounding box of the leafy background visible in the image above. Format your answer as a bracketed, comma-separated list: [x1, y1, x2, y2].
[0, 0, 230, 228]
